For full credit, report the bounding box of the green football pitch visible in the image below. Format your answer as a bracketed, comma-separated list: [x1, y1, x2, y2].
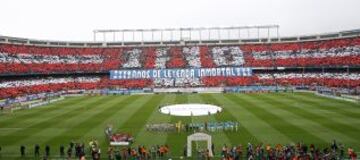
[0, 92, 359, 159]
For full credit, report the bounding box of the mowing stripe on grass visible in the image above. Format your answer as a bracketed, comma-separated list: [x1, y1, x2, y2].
[227, 94, 326, 145]
[134, 94, 176, 147]
[0, 96, 113, 155]
[295, 92, 360, 109]
[218, 94, 291, 144]
[275, 93, 360, 124]
[91, 95, 153, 152]
[104, 94, 166, 152]
[41, 95, 136, 146]
[0, 96, 89, 127]
[117, 95, 160, 132]
[253, 93, 358, 143]
[189, 94, 231, 156]
[165, 94, 190, 157]
[200, 94, 258, 146]
[45, 95, 141, 146]
[10, 96, 127, 155]
[0, 96, 113, 146]
[261, 93, 360, 140]
[120, 95, 165, 136]
[283, 93, 360, 118]
[0, 97, 105, 139]
[0, 96, 107, 132]
[3, 96, 107, 129]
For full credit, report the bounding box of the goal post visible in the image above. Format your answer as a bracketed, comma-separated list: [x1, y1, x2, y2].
[187, 132, 213, 157]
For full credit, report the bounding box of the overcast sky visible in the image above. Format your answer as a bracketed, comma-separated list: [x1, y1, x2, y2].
[1, 0, 359, 41]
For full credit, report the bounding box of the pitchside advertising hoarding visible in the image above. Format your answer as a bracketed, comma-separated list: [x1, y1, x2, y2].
[110, 67, 252, 80]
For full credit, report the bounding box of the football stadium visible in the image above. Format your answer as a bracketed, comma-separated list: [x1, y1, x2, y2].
[1, 0, 360, 159]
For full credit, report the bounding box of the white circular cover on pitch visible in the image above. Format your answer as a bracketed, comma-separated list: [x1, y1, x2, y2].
[159, 104, 222, 116]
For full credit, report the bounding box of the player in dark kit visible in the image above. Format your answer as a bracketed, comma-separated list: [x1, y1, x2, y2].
[67, 146, 72, 159]
[60, 145, 65, 158]
[20, 145, 25, 157]
[34, 144, 40, 157]
[45, 145, 50, 157]
[75, 143, 81, 158]
[70, 140, 75, 149]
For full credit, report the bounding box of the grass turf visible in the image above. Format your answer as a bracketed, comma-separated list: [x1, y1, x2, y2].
[0, 92, 359, 159]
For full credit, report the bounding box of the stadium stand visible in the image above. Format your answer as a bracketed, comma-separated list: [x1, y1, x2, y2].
[241, 37, 360, 67]
[257, 73, 360, 88]
[0, 30, 359, 160]
[0, 34, 360, 99]
[1, 37, 359, 74]
[0, 76, 154, 99]
[0, 44, 121, 74]
[1, 72, 359, 99]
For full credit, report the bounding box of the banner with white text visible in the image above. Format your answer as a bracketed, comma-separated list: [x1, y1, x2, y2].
[110, 67, 252, 80]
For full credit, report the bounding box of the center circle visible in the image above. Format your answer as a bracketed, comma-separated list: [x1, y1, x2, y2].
[159, 104, 222, 116]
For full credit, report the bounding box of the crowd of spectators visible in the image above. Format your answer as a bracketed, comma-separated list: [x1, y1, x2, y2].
[0, 76, 153, 99]
[200, 73, 360, 88]
[0, 37, 359, 75]
[166, 47, 187, 68]
[250, 45, 360, 60]
[142, 47, 156, 69]
[0, 77, 99, 99]
[257, 73, 360, 88]
[154, 77, 201, 87]
[17, 140, 170, 160]
[9, 140, 358, 160]
[201, 76, 258, 87]
[242, 37, 360, 67]
[218, 140, 357, 160]
[0, 77, 100, 88]
[0, 52, 104, 65]
[199, 46, 216, 68]
[1, 72, 358, 99]
[107, 145, 170, 160]
[211, 46, 245, 67]
[0, 44, 121, 74]
[183, 46, 202, 68]
[0, 37, 359, 98]
[152, 46, 202, 87]
[154, 47, 170, 69]
[122, 48, 143, 68]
